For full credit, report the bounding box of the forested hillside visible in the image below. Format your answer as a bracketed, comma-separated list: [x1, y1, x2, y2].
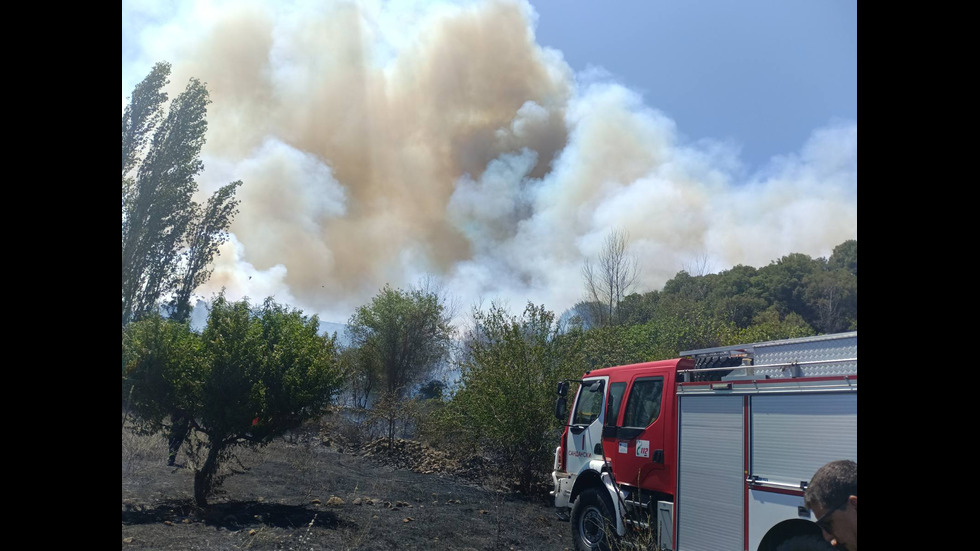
[557, 239, 856, 371]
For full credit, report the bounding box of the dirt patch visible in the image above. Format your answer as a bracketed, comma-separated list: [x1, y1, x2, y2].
[121, 421, 572, 550]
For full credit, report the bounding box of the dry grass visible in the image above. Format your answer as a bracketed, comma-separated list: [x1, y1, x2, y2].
[122, 422, 169, 476]
[612, 523, 661, 551]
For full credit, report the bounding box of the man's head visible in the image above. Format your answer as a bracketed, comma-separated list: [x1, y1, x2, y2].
[804, 460, 857, 550]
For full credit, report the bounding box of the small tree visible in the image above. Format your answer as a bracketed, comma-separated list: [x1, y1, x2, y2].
[347, 282, 455, 448]
[122, 296, 343, 506]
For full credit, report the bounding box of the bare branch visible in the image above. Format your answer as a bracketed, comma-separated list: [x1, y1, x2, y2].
[581, 229, 639, 327]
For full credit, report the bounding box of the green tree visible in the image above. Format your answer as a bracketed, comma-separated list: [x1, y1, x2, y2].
[802, 268, 857, 333]
[122, 61, 241, 325]
[705, 265, 767, 328]
[648, 294, 736, 352]
[662, 270, 711, 302]
[122, 296, 342, 506]
[617, 291, 661, 326]
[443, 302, 581, 493]
[734, 307, 815, 343]
[751, 253, 822, 323]
[573, 325, 635, 370]
[347, 282, 455, 446]
[828, 239, 858, 276]
[812, 240, 859, 332]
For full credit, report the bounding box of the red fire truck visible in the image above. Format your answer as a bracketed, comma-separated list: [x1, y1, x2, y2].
[551, 332, 857, 551]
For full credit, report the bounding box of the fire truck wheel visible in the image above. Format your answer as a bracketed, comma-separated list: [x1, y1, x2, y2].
[774, 534, 835, 551]
[570, 487, 614, 551]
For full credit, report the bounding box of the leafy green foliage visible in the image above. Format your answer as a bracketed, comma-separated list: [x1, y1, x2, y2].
[752, 253, 823, 319]
[704, 264, 767, 328]
[440, 302, 583, 493]
[198, 296, 342, 442]
[732, 307, 815, 343]
[122, 296, 342, 506]
[121, 314, 205, 436]
[417, 379, 446, 400]
[347, 283, 454, 397]
[569, 325, 637, 370]
[564, 300, 739, 372]
[802, 268, 857, 333]
[616, 292, 660, 326]
[346, 282, 455, 446]
[647, 241, 856, 337]
[829, 239, 857, 276]
[555, 240, 855, 371]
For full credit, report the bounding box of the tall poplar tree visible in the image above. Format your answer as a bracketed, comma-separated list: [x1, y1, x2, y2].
[122, 62, 241, 325]
[168, 180, 241, 323]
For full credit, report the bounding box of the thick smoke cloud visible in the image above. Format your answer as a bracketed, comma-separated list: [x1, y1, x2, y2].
[122, 0, 857, 324]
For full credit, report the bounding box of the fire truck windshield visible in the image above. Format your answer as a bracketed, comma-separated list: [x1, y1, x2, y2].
[571, 381, 604, 426]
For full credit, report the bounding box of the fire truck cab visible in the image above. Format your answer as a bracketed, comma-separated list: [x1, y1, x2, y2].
[552, 332, 857, 551]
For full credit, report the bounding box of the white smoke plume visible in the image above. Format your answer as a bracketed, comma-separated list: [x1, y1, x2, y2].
[122, 0, 857, 325]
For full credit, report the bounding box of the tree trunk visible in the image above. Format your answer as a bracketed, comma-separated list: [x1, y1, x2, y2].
[194, 442, 222, 507]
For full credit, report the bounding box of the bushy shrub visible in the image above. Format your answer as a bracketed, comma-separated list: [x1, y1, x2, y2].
[122, 295, 343, 506]
[435, 302, 582, 494]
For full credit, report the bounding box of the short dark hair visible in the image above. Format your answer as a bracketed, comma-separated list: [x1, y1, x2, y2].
[805, 459, 857, 511]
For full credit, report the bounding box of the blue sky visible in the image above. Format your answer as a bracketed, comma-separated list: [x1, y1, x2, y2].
[529, 0, 856, 172]
[123, 0, 857, 325]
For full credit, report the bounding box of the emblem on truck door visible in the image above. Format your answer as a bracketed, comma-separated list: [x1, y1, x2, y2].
[636, 440, 650, 458]
[618, 441, 628, 454]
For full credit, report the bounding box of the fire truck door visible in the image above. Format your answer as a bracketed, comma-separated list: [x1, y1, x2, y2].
[614, 377, 667, 488]
[565, 377, 609, 474]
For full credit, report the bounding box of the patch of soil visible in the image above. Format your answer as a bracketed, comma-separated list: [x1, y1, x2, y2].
[121, 422, 573, 550]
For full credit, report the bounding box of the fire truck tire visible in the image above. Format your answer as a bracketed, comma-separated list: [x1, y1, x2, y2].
[774, 534, 835, 551]
[570, 487, 614, 551]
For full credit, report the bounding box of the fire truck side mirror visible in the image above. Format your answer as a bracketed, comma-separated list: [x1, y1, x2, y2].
[554, 396, 567, 421]
[557, 381, 568, 397]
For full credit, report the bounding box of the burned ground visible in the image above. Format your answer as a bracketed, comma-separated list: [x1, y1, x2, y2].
[121, 419, 573, 550]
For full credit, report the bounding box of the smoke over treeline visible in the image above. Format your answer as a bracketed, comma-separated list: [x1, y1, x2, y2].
[122, 0, 857, 324]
